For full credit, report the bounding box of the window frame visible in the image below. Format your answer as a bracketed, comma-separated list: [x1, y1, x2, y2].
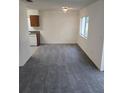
[80, 16, 89, 39]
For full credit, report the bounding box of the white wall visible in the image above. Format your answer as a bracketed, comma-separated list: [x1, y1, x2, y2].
[77, 0, 104, 71]
[19, 2, 37, 66]
[40, 10, 79, 44]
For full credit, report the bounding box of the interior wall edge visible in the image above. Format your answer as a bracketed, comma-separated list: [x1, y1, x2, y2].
[77, 42, 101, 71]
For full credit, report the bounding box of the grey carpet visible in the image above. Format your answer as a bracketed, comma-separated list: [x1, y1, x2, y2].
[19, 44, 104, 93]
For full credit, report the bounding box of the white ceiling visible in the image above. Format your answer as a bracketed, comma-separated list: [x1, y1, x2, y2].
[21, 0, 98, 10]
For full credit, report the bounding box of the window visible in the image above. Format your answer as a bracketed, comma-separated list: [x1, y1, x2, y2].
[80, 16, 89, 39]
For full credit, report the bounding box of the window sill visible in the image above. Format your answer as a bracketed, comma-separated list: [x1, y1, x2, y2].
[80, 34, 88, 39]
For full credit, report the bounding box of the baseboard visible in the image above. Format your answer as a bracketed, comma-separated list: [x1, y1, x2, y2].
[19, 46, 38, 67]
[77, 43, 101, 71]
[40, 43, 77, 45]
[19, 65, 24, 68]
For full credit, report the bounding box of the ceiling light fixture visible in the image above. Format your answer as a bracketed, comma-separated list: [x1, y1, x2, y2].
[26, 0, 33, 2]
[62, 7, 68, 13]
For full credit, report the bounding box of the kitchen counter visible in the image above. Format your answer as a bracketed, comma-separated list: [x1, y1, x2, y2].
[29, 31, 40, 46]
[29, 31, 40, 34]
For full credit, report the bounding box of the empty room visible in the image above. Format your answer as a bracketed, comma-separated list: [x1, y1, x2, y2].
[19, 0, 104, 93]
